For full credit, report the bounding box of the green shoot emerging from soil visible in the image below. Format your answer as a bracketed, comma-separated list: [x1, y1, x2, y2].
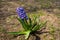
[8, 7, 47, 40]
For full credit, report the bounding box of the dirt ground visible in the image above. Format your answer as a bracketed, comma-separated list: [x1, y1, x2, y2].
[0, 0, 60, 40]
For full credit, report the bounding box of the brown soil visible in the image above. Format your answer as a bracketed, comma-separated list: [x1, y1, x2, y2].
[0, 1, 60, 40]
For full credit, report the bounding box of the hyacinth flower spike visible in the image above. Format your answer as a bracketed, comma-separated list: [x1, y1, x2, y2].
[16, 7, 28, 20]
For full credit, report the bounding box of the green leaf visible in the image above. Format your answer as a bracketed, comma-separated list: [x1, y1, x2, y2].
[28, 18, 33, 30]
[8, 30, 31, 40]
[39, 21, 47, 29]
[17, 18, 28, 30]
[7, 31, 30, 35]
[7, 31, 25, 35]
[32, 24, 40, 31]
[34, 15, 37, 22]
[25, 31, 31, 39]
[8, 32, 20, 35]
[31, 22, 37, 29]
[23, 19, 29, 30]
[32, 21, 47, 31]
[29, 18, 32, 26]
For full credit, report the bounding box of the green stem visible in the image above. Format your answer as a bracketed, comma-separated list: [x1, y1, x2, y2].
[25, 31, 31, 40]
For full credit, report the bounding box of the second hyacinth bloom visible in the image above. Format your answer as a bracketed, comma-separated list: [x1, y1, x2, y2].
[16, 7, 28, 20]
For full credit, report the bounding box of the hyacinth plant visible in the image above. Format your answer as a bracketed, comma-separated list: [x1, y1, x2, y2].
[8, 7, 47, 40]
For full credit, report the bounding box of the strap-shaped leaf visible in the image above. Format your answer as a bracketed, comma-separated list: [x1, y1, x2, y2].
[23, 19, 30, 30]
[34, 15, 37, 22]
[25, 31, 31, 39]
[29, 18, 32, 26]
[30, 16, 38, 30]
[8, 32, 20, 35]
[7, 31, 26, 35]
[38, 21, 47, 30]
[31, 22, 37, 30]
[17, 18, 28, 30]
[28, 18, 33, 30]
[32, 24, 40, 31]
[32, 21, 47, 31]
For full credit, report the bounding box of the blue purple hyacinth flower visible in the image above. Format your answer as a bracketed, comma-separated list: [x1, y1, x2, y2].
[16, 7, 28, 20]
